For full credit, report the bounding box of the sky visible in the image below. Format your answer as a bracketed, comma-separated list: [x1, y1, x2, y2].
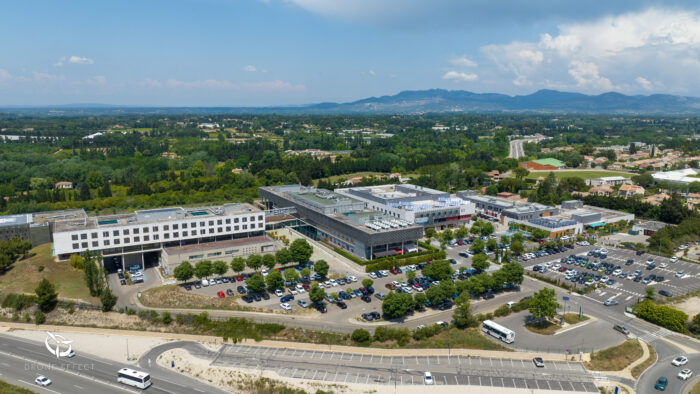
[2, 0, 700, 106]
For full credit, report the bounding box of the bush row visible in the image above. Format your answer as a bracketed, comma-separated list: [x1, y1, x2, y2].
[365, 251, 446, 273]
[1, 293, 38, 311]
[636, 300, 688, 333]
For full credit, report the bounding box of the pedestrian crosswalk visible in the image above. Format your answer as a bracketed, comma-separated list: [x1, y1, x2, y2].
[637, 329, 672, 343]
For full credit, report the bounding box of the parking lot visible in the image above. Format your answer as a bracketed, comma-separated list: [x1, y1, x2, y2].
[519, 245, 700, 306]
[211, 344, 598, 391]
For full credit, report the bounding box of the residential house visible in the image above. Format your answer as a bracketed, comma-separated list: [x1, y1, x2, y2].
[643, 193, 671, 206]
[686, 193, 700, 210]
[55, 181, 73, 189]
[618, 184, 645, 199]
[587, 176, 628, 187]
[589, 185, 614, 197]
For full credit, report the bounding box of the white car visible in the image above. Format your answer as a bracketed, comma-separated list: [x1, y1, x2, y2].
[392, 281, 401, 287]
[380, 270, 390, 277]
[280, 302, 292, 311]
[324, 280, 332, 287]
[672, 356, 688, 366]
[424, 372, 434, 385]
[368, 272, 378, 279]
[552, 264, 561, 270]
[290, 288, 298, 295]
[329, 279, 338, 287]
[414, 285, 424, 292]
[544, 262, 553, 268]
[295, 284, 305, 293]
[261, 269, 269, 276]
[675, 271, 684, 278]
[678, 369, 693, 380]
[202, 279, 209, 287]
[348, 276, 358, 282]
[670, 257, 678, 263]
[275, 289, 284, 297]
[35, 376, 52, 387]
[659, 262, 668, 268]
[402, 286, 413, 294]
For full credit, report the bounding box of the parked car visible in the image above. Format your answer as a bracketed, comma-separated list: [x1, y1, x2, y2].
[659, 290, 672, 297]
[237, 286, 247, 294]
[336, 301, 347, 309]
[532, 357, 545, 368]
[603, 299, 619, 306]
[280, 303, 292, 311]
[226, 289, 234, 296]
[297, 299, 309, 308]
[424, 372, 434, 385]
[280, 294, 294, 302]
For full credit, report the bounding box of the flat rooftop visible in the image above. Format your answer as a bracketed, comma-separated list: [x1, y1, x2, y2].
[0, 214, 31, 228]
[53, 203, 259, 233]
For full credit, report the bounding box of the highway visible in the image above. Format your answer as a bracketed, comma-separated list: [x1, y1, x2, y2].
[0, 334, 227, 394]
[508, 139, 527, 159]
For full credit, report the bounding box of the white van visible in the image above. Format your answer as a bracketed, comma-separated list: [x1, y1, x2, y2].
[202, 279, 209, 287]
[406, 247, 418, 254]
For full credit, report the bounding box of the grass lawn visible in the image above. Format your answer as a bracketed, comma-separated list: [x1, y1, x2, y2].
[525, 320, 562, 335]
[585, 339, 643, 371]
[693, 381, 700, 394]
[372, 328, 510, 351]
[0, 379, 36, 394]
[524, 170, 633, 180]
[631, 343, 657, 379]
[316, 171, 385, 183]
[0, 243, 98, 304]
[564, 313, 590, 324]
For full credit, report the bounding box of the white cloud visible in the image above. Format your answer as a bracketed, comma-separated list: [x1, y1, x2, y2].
[243, 65, 257, 72]
[32, 72, 65, 82]
[635, 76, 653, 90]
[442, 71, 478, 82]
[478, 8, 700, 93]
[55, 56, 94, 66]
[0, 69, 11, 82]
[451, 56, 477, 67]
[242, 80, 306, 92]
[139, 78, 162, 88]
[567, 61, 614, 90]
[369, 69, 376, 76]
[87, 75, 107, 85]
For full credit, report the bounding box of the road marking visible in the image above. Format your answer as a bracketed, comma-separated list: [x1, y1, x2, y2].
[365, 375, 370, 384]
[625, 295, 633, 301]
[74, 385, 84, 390]
[312, 370, 318, 380]
[598, 291, 607, 297]
[322, 370, 327, 380]
[301, 370, 308, 379]
[553, 362, 558, 370]
[18, 380, 61, 394]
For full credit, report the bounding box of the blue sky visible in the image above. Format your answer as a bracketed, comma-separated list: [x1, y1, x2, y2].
[2, 0, 700, 106]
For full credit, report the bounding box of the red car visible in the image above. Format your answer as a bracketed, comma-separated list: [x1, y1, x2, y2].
[217, 291, 225, 298]
[236, 275, 243, 281]
[389, 268, 398, 275]
[302, 283, 310, 291]
[558, 267, 567, 272]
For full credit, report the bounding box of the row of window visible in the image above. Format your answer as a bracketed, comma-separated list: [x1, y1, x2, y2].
[70, 222, 264, 251]
[71, 215, 264, 241]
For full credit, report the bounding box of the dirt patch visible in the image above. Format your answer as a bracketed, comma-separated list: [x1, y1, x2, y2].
[670, 296, 700, 317]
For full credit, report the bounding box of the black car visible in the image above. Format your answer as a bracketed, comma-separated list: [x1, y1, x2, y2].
[655, 276, 664, 282]
[336, 301, 347, 309]
[482, 293, 495, 300]
[237, 285, 247, 294]
[658, 290, 672, 297]
[459, 252, 468, 258]
[315, 302, 327, 313]
[361, 295, 372, 303]
[242, 295, 253, 303]
[361, 313, 374, 321]
[252, 293, 262, 301]
[370, 311, 381, 319]
[184, 284, 192, 290]
[261, 292, 270, 300]
[438, 302, 452, 311]
[636, 250, 645, 255]
[634, 276, 642, 282]
[625, 259, 634, 266]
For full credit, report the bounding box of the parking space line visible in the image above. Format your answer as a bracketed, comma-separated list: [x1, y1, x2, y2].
[365, 375, 370, 384]
[490, 377, 493, 386]
[334, 370, 339, 381]
[546, 380, 551, 390]
[444, 376, 448, 385]
[344, 372, 349, 382]
[355, 374, 360, 383]
[322, 371, 327, 380]
[301, 370, 308, 379]
[291, 368, 297, 377]
[553, 362, 559, 370]
[467, 375, 470, 385]
[436, 356, 440, 364]
[520, 359, 525, 367]
[567, 363, 573, 370]
[311, 370, 318, 380]
[478, 376, 482, 386]
[455, 376, 459, 385]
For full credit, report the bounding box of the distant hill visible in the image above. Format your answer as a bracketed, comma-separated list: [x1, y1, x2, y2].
[4, 89, 700, 115]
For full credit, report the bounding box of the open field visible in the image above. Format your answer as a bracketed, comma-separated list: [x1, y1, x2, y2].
[400, 327, 510, 351]
[525, 170, 634, 180]
[0, 243, 97, 303]
[585, 339, 643, 371]
[316, 171, 419, 184]
[0, 379, 35, 394]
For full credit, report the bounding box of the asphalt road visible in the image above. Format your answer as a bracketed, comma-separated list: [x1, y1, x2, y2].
[636, 339, 699, 394]
[0, 334, 227, 394]
[509, 139, 527, 159]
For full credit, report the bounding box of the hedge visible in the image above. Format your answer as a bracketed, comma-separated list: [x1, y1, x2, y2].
[334, 247, 440, 267]
[365, 251, 446, 272]
[636, 300, 688, 333]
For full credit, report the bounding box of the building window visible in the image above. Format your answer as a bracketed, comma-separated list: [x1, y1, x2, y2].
[72, 234, 78, 241]
[226, 226, 231, 232]
[217, 227, 223, 233]
[72, 243, 79, 249]
[143, 227, 149, 233]
[164, 233, 170, 239]
[114, 239, 120, 245]
[242, 217, 247, 222]
[134, 236, 140, 242]
[81, 233, 87, 240]
[81, 242, 88, 248]
[200, 221, 205, 227]
[234, 218, 239, 223]
[234, 226, 239, 231]
[152, 226, 158, 232]
[242, 225, 247, 230]
[225, 219, 231, 224]
[225, 249, 239, 255]
[182, 223, 188, 229]
[173, 232, 179, 238]
[124, 238, 130, 244]
[200, 229, 205, 235]
[91, 232, 98, 239]
[173, 224, 178, 230]
[258, 215, 263, 221]
[123, 229, 129, 235]
[153, 234, 159, 240]
[209, 220, 214, 226]
[104, 240, 110, 246]
[182, 231, 188, 237]
[207, 252, 222, 257]
[133, 228, 139, 234]
[92, 241, 98, 247]
[217, 219, 222, 225]
[208, 228, 214, 234]
[143, 235, 149, 242]
[190, 222, 196, 228]
[103, 231, 109, 237]
[189, 254, 204, 259]
[164, 225, 169, 231]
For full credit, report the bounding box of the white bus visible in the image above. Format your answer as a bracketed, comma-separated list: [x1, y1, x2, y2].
[117, 367, 152, 389]
[481, 320, 515, 343]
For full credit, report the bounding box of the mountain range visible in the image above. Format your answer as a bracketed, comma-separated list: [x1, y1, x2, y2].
[5, 89, 700, 115]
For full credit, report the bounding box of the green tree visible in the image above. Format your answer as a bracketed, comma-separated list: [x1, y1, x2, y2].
[362, 278, 374, 289]
[100, 288, 117, 312]
[454, 226, 468, 240]
[513, 167, 530, 180]
[35, 278, 58, 313]
[194, 260, 213, 280]
[212, 260, 228, 276]
[500, 262, 524, 285]
[479, 222, 495, 236]
[284, 268, 299, 283]
[275, 248, 292, 265]
[441, 229, 454, 243]
[414, 292, 427, 307]
[471, 254, 490, 272]
[422, 260, 453, 281]
[530, 228, 550, 241]
[289, 238, 313, 263]
[300, 267, 310, 278]
[510, 240, 524, 255]
[98, 181, 112, 198]
[314, 260, 329, 277]
[426, 281, 456, 304]
[351, 328, 371, 345]
[453, 299, 478, 328]
[309, 283, 326, 304]
[230, 257, 245, 274]
[85, 171, 104, 189]
[83, 258, 100, 296]
[382, 292, 415, 319]
[470, 239, 485, 253]
[424, 228, 437, 240]
[265, 270, 284, 290]
[262, 254, 276, 270]
[406, 270, 416, 281]
[246, 254, 263, 271]
[528, 288, 560, 323]
[486, 238, 498, 251]
[689, 313, 700, 335]
[645, 286, 655, 300]
[512, 233, 524, 243]
[245, 273, 266, 293]
[173, 261, 194, 282]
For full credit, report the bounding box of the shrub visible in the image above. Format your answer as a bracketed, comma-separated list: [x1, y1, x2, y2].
[1, 293, 37, 311]
[494, 304, 511, 317]
[413, 324, 442, 341]
[636, 300, 687, 333]
[34, 310, 46, 325]
[351, 329, 371, 345]
[38, 265, 44, 272]
[161, 311, 172, 325]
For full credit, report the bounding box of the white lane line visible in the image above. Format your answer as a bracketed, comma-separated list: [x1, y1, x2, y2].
[18, 380, 61, 394]
[74, 385, 84, 390]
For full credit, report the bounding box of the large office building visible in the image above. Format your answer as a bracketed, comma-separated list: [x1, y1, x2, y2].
[51, 203, 277, 272]
[334, 184, 474, 228]
[457, 192, 558, 223]
[0, 209, 85, 246]
[259, 185, 424, 260]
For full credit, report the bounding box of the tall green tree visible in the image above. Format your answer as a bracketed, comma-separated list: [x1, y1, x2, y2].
[230, 257, 245, 274]
[100, 288, 117, 312]
[275, 248, 292, 265]
[309, 283, 326, 304]
[262, 254, 276, 270]
[212, 260, 228, 276]
[35, 278, 58, 313]
[194, 260, 213, 279]
[173, 261, 194, 282]
[289, 238, 313, 263]
[283, 268, 299, 283]
[265, 270, 284, 290]
[246, 254, 263, 271]
[453, 299, 478, 328]
[314, 260, 329, 277]
[245, 273, 266, 293]
[471, 254, 490, 272]
[528, 288, 560, 323]
[83, 258, 100, 296]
